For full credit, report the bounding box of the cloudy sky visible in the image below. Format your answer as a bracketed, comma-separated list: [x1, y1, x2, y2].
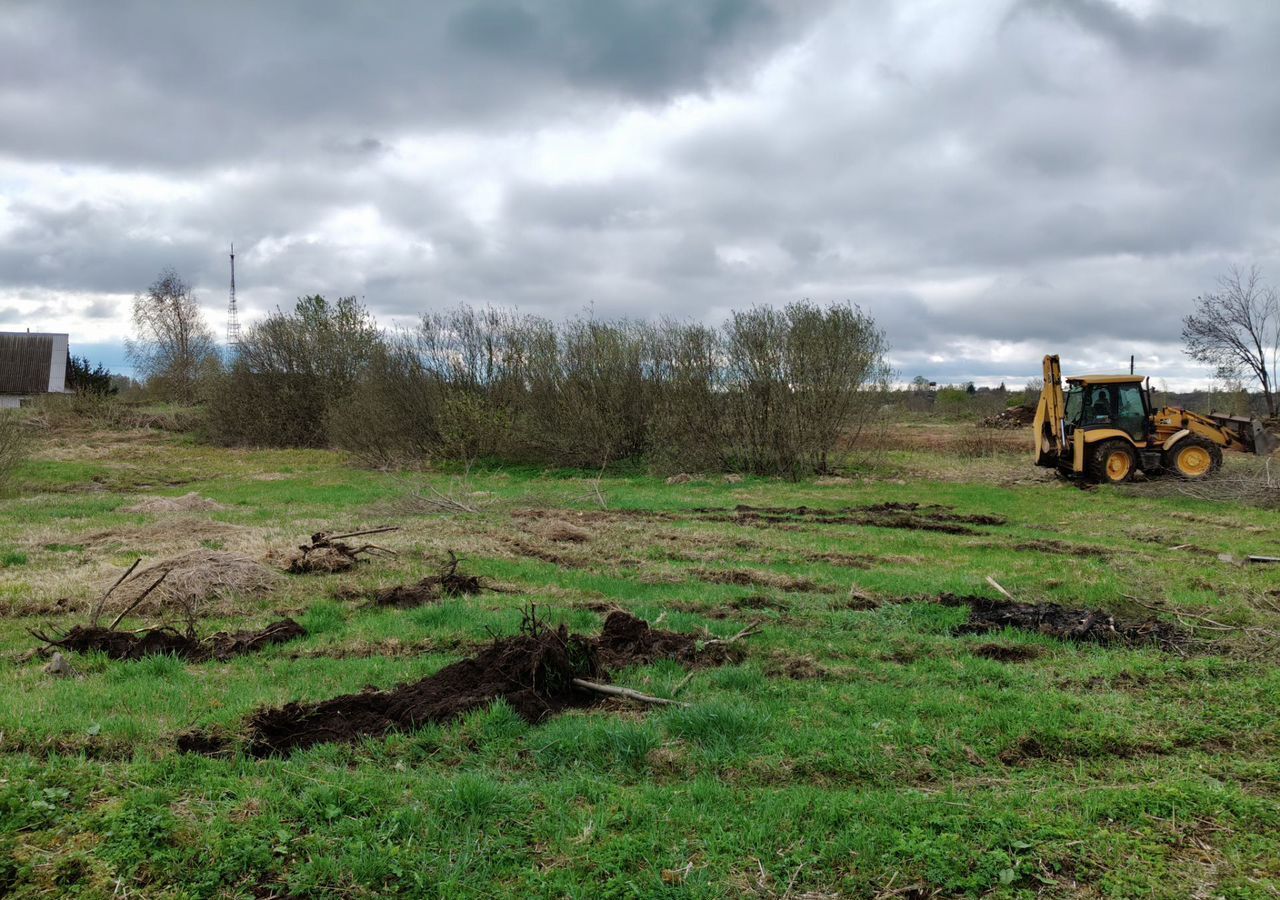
[1, 0, 1277, 388]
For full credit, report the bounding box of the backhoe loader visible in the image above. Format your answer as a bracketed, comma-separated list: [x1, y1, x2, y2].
[1033, 355, 1277, 483]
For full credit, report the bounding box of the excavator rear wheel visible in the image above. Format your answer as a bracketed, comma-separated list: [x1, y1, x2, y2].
[1088, 439, 1136, 484]
[1167, 437, 1221, 480]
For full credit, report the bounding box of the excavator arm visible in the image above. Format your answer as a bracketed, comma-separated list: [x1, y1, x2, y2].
[1032, 354, 1066, 467]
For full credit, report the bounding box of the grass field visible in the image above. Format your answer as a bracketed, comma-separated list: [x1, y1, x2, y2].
[1, 425, 1278, 898]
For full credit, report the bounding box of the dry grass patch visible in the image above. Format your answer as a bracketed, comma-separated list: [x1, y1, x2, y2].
[107, 551, 281, 618]
[122, 492, 227, 514]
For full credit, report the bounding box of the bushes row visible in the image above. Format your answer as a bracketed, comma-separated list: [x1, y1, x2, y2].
[206, 298, 890, 478]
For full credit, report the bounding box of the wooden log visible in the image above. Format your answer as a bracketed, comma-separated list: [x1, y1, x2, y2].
[571, 678, 688, 707]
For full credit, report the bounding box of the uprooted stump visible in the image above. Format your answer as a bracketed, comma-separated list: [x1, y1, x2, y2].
[941, 594, 1184, 648]
[371, 552, 489, 609]
[32, 619, 306, 662]
[201, 611, 746, 757]
[283, 527, 399, 574]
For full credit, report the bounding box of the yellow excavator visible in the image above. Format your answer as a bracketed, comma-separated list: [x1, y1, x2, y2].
[1033, 355, 1277, 483]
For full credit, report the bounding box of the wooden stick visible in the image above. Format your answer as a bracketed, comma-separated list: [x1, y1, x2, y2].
[89, 558, 142, 626]
[107, 570, 171, 631]
[985, 575, 1017, 602]
[671, 671, 696, 697]
[704, 619, 763, 646]
[572, 678, 688, 707]
[324, 526, 400, 542]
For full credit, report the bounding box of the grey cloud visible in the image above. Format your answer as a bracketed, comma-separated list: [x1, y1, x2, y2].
[0, 0, 823, 169]
[1013, 0, 1222, 68]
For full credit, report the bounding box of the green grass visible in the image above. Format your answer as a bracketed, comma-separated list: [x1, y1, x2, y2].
[0, 431, 1278, 897]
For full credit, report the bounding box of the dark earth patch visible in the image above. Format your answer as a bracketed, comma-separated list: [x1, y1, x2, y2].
[691, 502, 1005, 535]
[941, 594, 1184, 648]
[192, 613, 741, 757]
[971, 642, 1043, 662]
[371, 552, 490, 608]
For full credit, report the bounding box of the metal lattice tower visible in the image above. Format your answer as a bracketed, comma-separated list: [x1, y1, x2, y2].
[226, 243, 241, 352]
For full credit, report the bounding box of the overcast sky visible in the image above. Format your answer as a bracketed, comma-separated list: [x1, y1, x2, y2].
[1, 0, 1277, 388]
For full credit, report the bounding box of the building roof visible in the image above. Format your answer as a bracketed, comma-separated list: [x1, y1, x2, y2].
[0, 332, 59, 394]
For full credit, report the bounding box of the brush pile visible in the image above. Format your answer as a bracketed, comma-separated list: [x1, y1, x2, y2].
[980, 406, 1036, 429]
[282, 527, 399, 574]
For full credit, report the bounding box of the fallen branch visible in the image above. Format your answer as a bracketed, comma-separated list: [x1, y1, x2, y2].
[323, 526, 400, 542]
[108, 570, 171, 630]
[704, 619, 763, 646]
[571, 678, 688, 707]
[88, 558, 141, 627]
[671, 671, 696, 697]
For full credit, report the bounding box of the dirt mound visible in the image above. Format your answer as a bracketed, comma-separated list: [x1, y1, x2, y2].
[980, 406, 1037, 429]
[694, 502, 1005, 535]
[593, 611, 745, 669]
[109, 551, 280, 616]
[280, 527, 398, 574]
[371, 552, 490, 608]
[34, 618, 306, 662]
[123, 492, 227, 514]
[204, 612, 740, 757]
[243, 622, 597, 756]
[941, 595, 1183, 647]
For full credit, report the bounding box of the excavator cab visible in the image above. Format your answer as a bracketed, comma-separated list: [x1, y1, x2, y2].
[1034, 354, 1276, 483]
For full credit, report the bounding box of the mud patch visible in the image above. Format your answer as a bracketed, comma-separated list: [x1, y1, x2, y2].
[804, 551, 875, 569]
[941, 594, 1184, 648]
[1010, 540, 1110, 559]
[690, 567, 830, 593]
[693, 502, 1005, 535]
[730, 595, 790, 612]
[371, 552, 492, 609]
[763, 652, 830, 680]
[33, 618, 306, 662]
[503, 537, 590, 569]
[202, 612, 740, 756]
[971, 642, 1042, 662]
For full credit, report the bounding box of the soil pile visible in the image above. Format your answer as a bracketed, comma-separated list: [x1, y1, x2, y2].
[207, 612, 741, 757]
[594, 610, 745, 669]
[942, 594, 1183, 647]
[34, 618, 306, 662]
[980, 406, 1037, 429]
[244, 622, 598, 756]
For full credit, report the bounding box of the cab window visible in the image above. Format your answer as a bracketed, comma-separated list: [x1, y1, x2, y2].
[1116, 383, 1147, 440]
[1064, 385, 1084, 426]
[1085, 385, 1114, 423]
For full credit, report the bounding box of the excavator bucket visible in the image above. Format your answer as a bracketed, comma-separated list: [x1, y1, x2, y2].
[1208, 413, 1278, 456]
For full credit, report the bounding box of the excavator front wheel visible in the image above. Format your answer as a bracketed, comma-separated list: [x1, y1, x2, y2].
[1088, 439, 1136, 484]
[1167, 437, 1221, 480]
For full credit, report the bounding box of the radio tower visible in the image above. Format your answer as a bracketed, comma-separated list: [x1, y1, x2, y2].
[226, 243, 241, 357]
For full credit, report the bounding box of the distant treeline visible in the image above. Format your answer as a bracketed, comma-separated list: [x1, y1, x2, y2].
[206, 297, 890, 478]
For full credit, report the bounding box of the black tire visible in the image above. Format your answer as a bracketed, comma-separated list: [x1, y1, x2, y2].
[1087, 439, 1137, 484]
[1166, 436, 1222, 480]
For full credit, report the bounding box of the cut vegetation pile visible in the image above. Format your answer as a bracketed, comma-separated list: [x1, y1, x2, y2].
[979, 406, 1037, 429]
[33, 618, 306, 662]
[281, 527, 399, 574]
[942, 594, 1185, 647]
[695, 502, 1006, 535]
[110, 551, 280, 616]
[205, 612, 743, 757]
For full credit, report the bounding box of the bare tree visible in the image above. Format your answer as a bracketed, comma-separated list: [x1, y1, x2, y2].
[126, 269, 222, 403]
[1182, 265, 1279, 416]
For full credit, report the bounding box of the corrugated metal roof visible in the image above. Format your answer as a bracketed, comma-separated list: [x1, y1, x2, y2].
[0, 333, 56, 393]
